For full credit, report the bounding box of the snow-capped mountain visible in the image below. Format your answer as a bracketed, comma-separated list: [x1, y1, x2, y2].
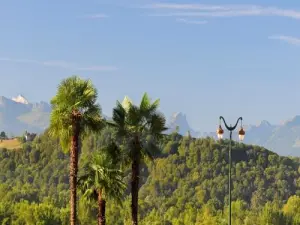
[1, 94, 300, 156]
[12, 94, 29, 104]
[0, 95, 51, 135]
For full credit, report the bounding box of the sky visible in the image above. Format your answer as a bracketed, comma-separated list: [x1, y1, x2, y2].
[0, 0, 300, 131]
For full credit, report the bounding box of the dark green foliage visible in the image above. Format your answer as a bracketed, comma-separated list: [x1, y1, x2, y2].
[78, 146, 126, 203]
[0, 131, 7, 139]
[0, 130, 300, 224]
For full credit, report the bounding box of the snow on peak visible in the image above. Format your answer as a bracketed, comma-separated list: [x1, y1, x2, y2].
[12, 94, 29, 104]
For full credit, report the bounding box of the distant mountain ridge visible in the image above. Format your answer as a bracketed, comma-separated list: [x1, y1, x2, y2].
[1, 95, 300, 156]
[166, 112, 200, 137]
[12, 94, 29, 104]
[0, 95, 51, 135]
[165, 111, 300, 156]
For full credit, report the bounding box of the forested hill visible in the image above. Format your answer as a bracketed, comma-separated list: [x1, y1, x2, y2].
[0, 130, 300, 224]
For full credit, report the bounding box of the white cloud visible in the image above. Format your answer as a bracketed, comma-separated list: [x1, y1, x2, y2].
[42, 60, 76, 69]
[176, 18, 207, 25]
[77, 66, 118, 71]
[0, 58, 117, 72]
[83, 14, 109, 19]
[269, 35, 300, 46]
[145, 3, 300, 20]
[145, 3, 256, 11]
[0, 58, 39, 64]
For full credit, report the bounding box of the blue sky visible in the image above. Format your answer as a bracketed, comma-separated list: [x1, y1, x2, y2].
[0, 0, 300, 131]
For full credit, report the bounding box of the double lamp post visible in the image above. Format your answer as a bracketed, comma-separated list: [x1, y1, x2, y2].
[216, 116, 245, 225]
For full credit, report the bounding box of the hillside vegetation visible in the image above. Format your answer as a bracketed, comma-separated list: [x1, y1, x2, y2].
[0, 130, 300, 224]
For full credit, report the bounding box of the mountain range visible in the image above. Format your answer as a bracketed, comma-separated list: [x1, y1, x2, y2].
[0, 95, 51, 135]
[168, 113, 300, 157]
[1, 95, 300, 156]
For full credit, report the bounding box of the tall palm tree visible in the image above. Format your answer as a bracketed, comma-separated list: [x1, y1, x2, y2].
[109, 93, 167, 225]
[49, 76, 103, 225]
[78, 144, 126, 225]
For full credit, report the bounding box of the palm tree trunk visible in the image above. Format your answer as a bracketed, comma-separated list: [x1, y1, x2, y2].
[70, 124, 79, 225]
[98, 190, 106, 225]
[131, 159, 139, 225]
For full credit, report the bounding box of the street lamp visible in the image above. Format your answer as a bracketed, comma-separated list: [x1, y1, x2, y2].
[216, 116, 245, 225]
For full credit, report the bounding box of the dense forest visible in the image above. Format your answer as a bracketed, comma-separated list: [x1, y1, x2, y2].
[0, 76, 299, 225]
[0, 129, 300, 225]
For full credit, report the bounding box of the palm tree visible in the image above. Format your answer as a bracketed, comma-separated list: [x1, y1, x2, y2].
[78, 144, 126, 225]
[49, 76, 103, 225]
[109, 93, 167, 225]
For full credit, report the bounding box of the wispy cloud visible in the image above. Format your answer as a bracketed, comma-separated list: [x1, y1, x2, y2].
[145, 3, 300, 20]
[0, 58, 117, 72]
[176, 18, 207, 25]
[82, 14, 109, 19]
[144, 3, 256, 11]
[42, 60, 76, 69]
[0, 58, 39, 64]
[269, 35, 300, 46]
[77, 66, 118, 71]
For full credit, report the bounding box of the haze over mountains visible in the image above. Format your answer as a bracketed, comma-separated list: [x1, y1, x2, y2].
[0, 95, 51, 135]
[168, 112, 300, 157]
[1, 95, 300, 156]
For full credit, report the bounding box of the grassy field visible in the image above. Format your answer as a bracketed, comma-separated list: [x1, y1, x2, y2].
[0, 139, 22, 150]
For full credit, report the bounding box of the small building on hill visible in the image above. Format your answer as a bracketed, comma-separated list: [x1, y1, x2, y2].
[24, 131, 37, 142]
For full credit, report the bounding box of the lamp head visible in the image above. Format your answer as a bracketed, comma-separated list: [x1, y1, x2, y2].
[216, 125, 224, 140]
[238, 127, 245, 141]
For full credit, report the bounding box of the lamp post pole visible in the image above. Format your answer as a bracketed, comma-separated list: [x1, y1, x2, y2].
[217, 116, 244, 225]
[229, 130, 232, 225]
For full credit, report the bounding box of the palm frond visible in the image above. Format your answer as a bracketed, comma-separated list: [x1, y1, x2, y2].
[121, 96, 133, 112]
[141, 136, 161, 162]
[48, 108, 73, 153]
[103, 142, 122, 165]
[126, 105, 142, 131]
[139, 93, 160, 119]
[111, 101, 129, 137]
[148, 112, 167, 138]
[81, 104, 104, 135]
[110, 94, 167, 166]
[78, 149, 126, 204]
[49, 76, 102, 152]
[139, 93, 151, 113]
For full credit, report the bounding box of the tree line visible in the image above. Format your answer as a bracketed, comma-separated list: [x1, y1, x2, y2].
[49, 76, 167, 225]
[0, 76, 300, 224]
